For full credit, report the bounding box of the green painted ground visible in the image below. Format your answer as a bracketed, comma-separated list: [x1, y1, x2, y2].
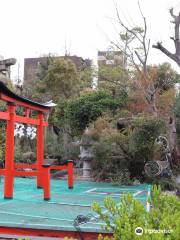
[0, 177, 150, 233]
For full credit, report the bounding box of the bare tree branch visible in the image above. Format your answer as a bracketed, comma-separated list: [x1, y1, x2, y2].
[152, 42, 178, 63]
[112, 1, 157, 115]
[134, 50, 144, 65]
[147, 39, 151, 57]
[169, 8, 176, 20]
[153, 9, 180, 67]
[114, 2, 143, 45]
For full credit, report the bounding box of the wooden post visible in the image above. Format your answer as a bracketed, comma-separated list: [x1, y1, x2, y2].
[4, 103, 16, 199]
[24, 107, 30, 117]
[36, 112, 44, 188]
[68, 160, 73, 189]
[42, 164, 51, 200]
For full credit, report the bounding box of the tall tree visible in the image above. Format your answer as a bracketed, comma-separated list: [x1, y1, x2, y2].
[98, 31, 134, 97]
[153, 9, 180, 67]
[98, 61, 128, 98]
[153, 9, 180, 163]
[112, 2, 159, 116]
[34, 58, 80, 101]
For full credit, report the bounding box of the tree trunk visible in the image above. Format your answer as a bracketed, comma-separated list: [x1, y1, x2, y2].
[153, 9, 180, 68]
[168, 116, 180, 165]
[62, 125, 73, 160]
[153, 9, 180, 164]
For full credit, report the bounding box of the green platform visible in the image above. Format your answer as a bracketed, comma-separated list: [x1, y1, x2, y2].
[0, 177, 151, 233]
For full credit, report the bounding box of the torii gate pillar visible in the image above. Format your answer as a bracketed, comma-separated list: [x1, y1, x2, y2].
[37, 112, 45, 188]
[4, 103, 16, 199]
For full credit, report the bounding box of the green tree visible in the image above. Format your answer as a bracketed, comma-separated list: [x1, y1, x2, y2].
[91, 124, 131, 182]
[53, 90, 127, 136]
[98, 63, 128, 98]
[155, 62, 179, 93]
[34, 58, 80, 101]
[129, 116, 166, 179]
[79, 62, 94, 90]
[90, 116, 166, 182]
[36, 55, 54, 81]
[98, 31, 135, 98]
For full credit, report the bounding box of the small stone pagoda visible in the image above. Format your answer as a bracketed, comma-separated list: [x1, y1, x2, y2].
[79, 128, 94, 180]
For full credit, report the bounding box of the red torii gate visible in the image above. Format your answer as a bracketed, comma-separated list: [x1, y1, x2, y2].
[0, 81, 73, 200]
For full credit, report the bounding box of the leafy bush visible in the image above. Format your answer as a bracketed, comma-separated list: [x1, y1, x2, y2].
[91, 116, 166, 182]
[45, 129, 63, 158]
[155, 62, 180, 92]
[92, 185, 180, 240]
[66, 91, 125, 134]
[147, 176, 179, 191]
[91, 120, 131, 182]
[54, 90, 127, 136]
[129, 117, 166, 180]
[110, 169, 132, 185]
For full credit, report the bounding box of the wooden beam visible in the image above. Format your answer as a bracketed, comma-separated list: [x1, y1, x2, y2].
[49, 165, 68, 170]
[15, 164, 37, 169]
[14, 115, 48, 126]
[13, 170, 38, 177]
[0, 112, 9, 120]
[0, 169, 5, 175]
[0, 226, 113, 239]
[0, 93, 49, 113]
[15, 115, 39, 125]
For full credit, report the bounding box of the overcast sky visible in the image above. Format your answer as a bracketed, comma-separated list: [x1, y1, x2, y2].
[0, 0, 180, 80]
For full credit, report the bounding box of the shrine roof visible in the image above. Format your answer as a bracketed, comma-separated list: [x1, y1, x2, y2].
[0, 81, 56, 111]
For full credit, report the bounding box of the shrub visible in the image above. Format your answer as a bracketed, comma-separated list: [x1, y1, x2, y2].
[91, 116, 166, 182]
[45, 130, 63, 158]
[110, 168, 132, 185]
[147, 176, 179, 191]
[91, 120, 131, 182]
[128, 116, 166, 180]
[92, 185, 180, 240]
[54, 90, 127, 136]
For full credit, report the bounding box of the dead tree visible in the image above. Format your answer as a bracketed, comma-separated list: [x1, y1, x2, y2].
[153, 8, 180, 67]
[113, 1, 157, 116]
[153, 9, 180, 163]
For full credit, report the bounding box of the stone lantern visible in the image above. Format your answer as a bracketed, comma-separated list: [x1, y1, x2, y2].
[79, 128, 94, 180]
